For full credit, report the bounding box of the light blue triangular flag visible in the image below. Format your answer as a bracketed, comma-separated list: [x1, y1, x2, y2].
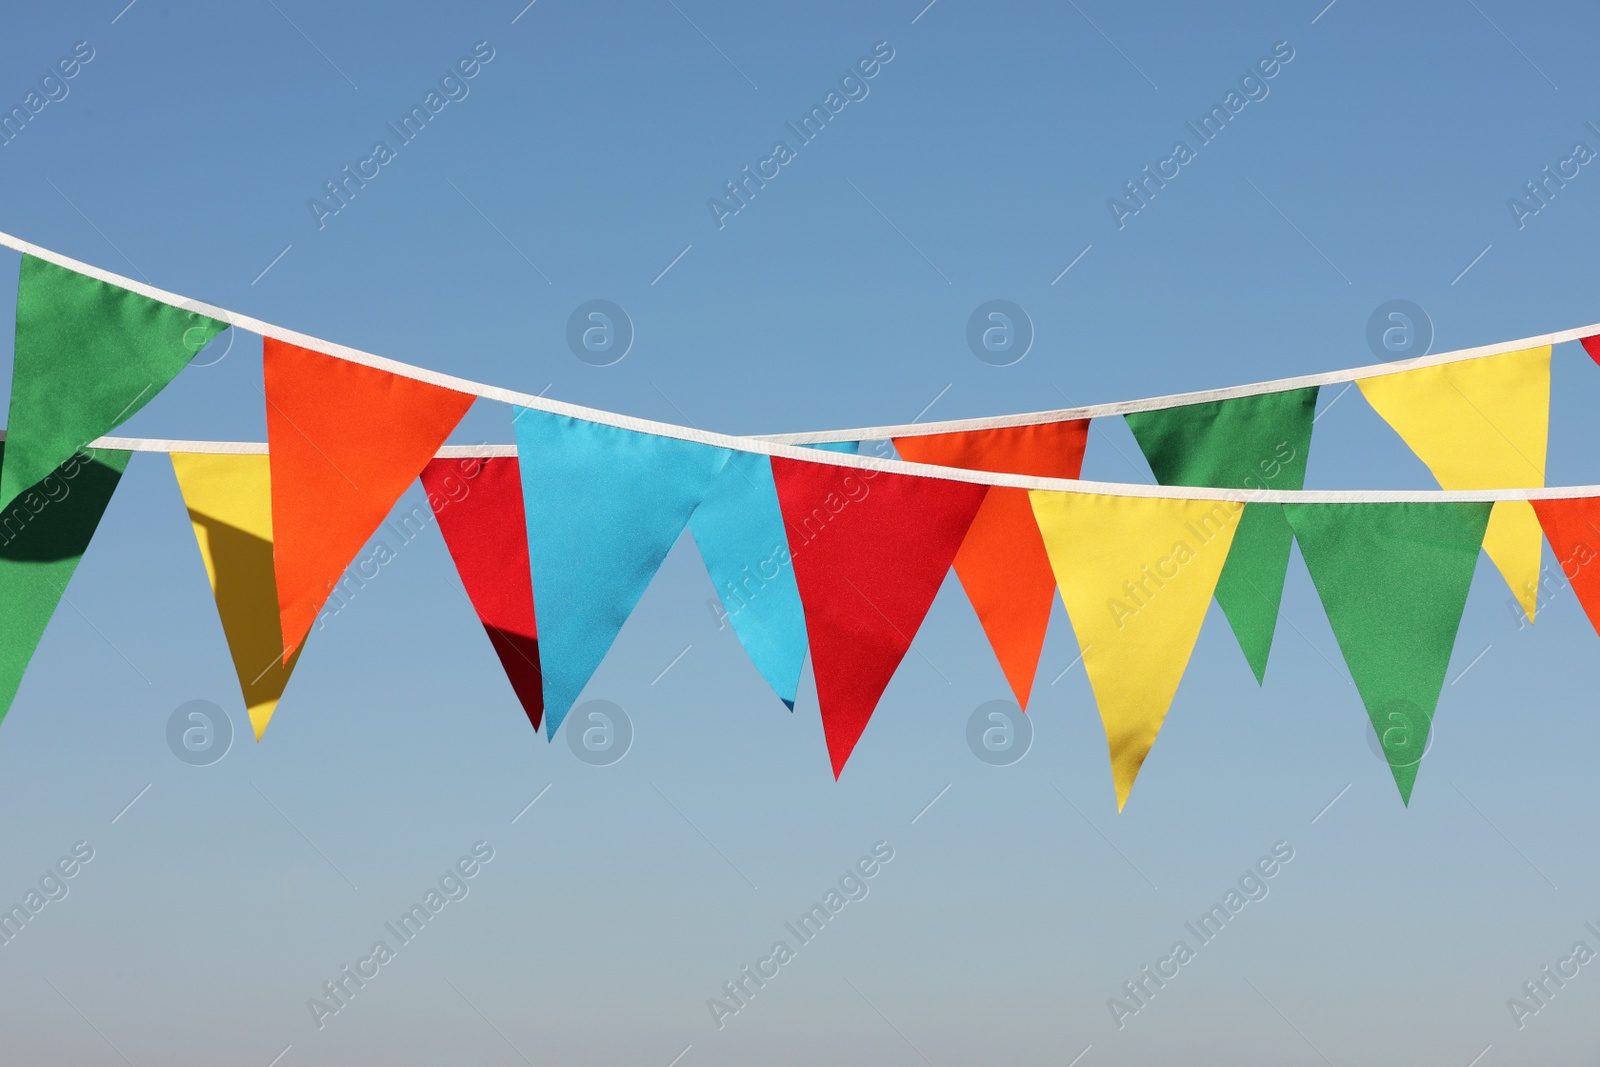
[513, 408, 732, 738]
[688, 451, 810, 710]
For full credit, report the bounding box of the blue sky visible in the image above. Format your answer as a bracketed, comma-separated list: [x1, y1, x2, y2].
[2, 1, 1600, 1064]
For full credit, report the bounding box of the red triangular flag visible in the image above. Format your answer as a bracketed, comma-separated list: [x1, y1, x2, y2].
[772, 457, 987, 776]
[266, 339, 475, 658]
[1582, 334, 1600, 366]
[893, 420, 1089, 708]
[1530, 497, 1600, 636]
[422, 457, 543, 731]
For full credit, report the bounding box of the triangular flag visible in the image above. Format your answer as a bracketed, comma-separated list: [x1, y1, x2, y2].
[170, 452, 302, 740]
[420, 456, 544, 731]
[0, 445, 131, 720]
[1283, 502, 1492, 805]
[893, 420, 1089, 708]
[1581, 334, 1600, 367]
[2, 256, 225, 508]
[1030, 491, 1241, 810]
[1124, 388, 1318, 683]
[688, 451, 809, 710]
[265, 339, 474, 658]
[1357, 347, 1549, 621]
[1530, 497, 1600, 637]
[771, 458, 987, 776]
[807, 441, 860, 454]
[513, 408, 731, 738]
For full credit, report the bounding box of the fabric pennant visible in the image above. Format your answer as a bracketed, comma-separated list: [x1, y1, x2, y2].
[1030, 491, 1241, 811]
[684, 440, 853, 710]
[688, 452, 809, 710]
[1357, 346, 1550, 621]
[1582, 334, 1600, 366]
[0, 444, 131, 721]
[514, 408, 732, 739]
[771, 458, 987, 777]
[265, 339, 475, 659]
[1125, 388, 1318, 683]
[894, 420, 1089, 709]
[1283, 502, 1492, 805]
[421, 457, 544, 732]
[170, 453, 302, 740]
[2, 256, 225, 509]
[1530, 497, 1600, 637]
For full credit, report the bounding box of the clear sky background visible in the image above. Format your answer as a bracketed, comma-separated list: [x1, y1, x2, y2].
[1, 1, 1599, 1064]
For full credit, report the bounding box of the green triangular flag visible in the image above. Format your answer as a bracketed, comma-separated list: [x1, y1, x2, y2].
[0, 256, 224, 508]
[1125, 388, 1318, 683]
[0, 444, 132, 721]
[1283, 502, 1492, 805]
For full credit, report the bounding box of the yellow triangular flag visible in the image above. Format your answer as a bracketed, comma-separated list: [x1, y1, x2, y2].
[1356, 346, 1550, 621]
[170, 453, 303, 740]
[1029, 491, 1241, 810]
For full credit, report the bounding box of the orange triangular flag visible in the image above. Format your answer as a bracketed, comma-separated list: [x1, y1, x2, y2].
[894, 420, 1089, 708]
[265, 339, 475, 658]
[1530, 497, 1600, 637]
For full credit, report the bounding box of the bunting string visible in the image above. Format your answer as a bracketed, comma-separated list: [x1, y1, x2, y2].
[0, 227, 1598, 504]
[15, 434, 1600, 504]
